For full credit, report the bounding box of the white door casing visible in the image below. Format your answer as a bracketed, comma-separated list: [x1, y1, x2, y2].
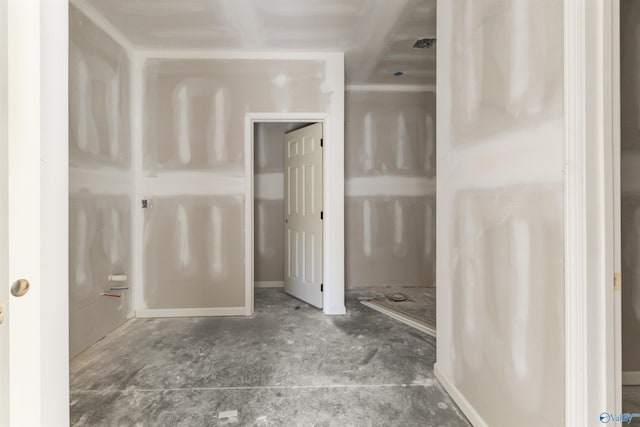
[284, 123, 324, 308]
[564, 0, 620, 424]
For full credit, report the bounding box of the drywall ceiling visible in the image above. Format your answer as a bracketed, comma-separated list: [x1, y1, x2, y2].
[76, 0, 436, 85]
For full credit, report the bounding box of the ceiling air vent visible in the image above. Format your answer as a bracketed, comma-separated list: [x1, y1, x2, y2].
[413, 38, 436, 49]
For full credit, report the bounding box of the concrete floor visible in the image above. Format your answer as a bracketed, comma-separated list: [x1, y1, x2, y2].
[350, 287, 436, 328]
[70, 289, 469, 426]
[623, 386, 640, 414]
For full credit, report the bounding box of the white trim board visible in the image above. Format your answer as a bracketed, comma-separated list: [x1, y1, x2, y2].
[622, 372, 640, 386]
[136, 307, 246, 318]
[433, 364, 489, 427]
[131, 50, 145, 321]
[563, 0, 589, 422]
[255, 281, 284, 288]
[563, 0, 620, 423]
[359, 300, 435, 338]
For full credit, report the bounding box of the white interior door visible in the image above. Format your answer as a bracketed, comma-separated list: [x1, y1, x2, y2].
[1, 0, 45, 425]
[284, 123, 323, 308]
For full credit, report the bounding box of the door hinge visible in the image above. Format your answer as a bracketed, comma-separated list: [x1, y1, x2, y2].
[321, 284, 323, 292]
[320, 211, 323, 220]
[320, 138, 323, 147]
[614, 272, 621, 291]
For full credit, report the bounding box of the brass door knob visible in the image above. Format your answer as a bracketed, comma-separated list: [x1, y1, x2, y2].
[11, 279, 30, 297]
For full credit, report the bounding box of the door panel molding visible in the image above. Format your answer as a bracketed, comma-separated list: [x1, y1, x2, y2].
[284, 123, 323, 308]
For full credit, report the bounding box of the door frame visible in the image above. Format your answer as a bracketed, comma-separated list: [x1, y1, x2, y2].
[245, 113, 344, 315]
[564, 0, 621, 424]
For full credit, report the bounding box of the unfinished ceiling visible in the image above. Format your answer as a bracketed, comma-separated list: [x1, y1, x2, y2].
[75, 0, 437, 85]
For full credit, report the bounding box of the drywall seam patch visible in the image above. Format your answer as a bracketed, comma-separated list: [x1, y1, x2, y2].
[70, 0, 136, 54]
[345, 176, 436, 197]
[255, 173, 285, 200]
[131, 50, 145, 313]
[447, 119, 563, 191]
[139, 175, 245, 196]
[362, 200, 371, 257]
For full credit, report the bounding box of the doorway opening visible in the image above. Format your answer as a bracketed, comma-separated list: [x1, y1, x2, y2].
[246, 116, 329, 314]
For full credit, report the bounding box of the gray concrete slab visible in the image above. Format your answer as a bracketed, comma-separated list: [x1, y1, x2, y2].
[348, 287, 436, 328]
[623, 386, 640, 414]
[70, 289, 469, 426]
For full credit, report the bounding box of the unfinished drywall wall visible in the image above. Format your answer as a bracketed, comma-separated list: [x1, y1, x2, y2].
[253, 92, 437, 291]
[140, 58, 334, 312]
[345, 90, 436, 288]
[143, 60, 325, 174]
[143, 196, 244, 308]
[620, 0, 640, 376]
[436, 1, 565, 425]
[69, 4, 132, 358]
